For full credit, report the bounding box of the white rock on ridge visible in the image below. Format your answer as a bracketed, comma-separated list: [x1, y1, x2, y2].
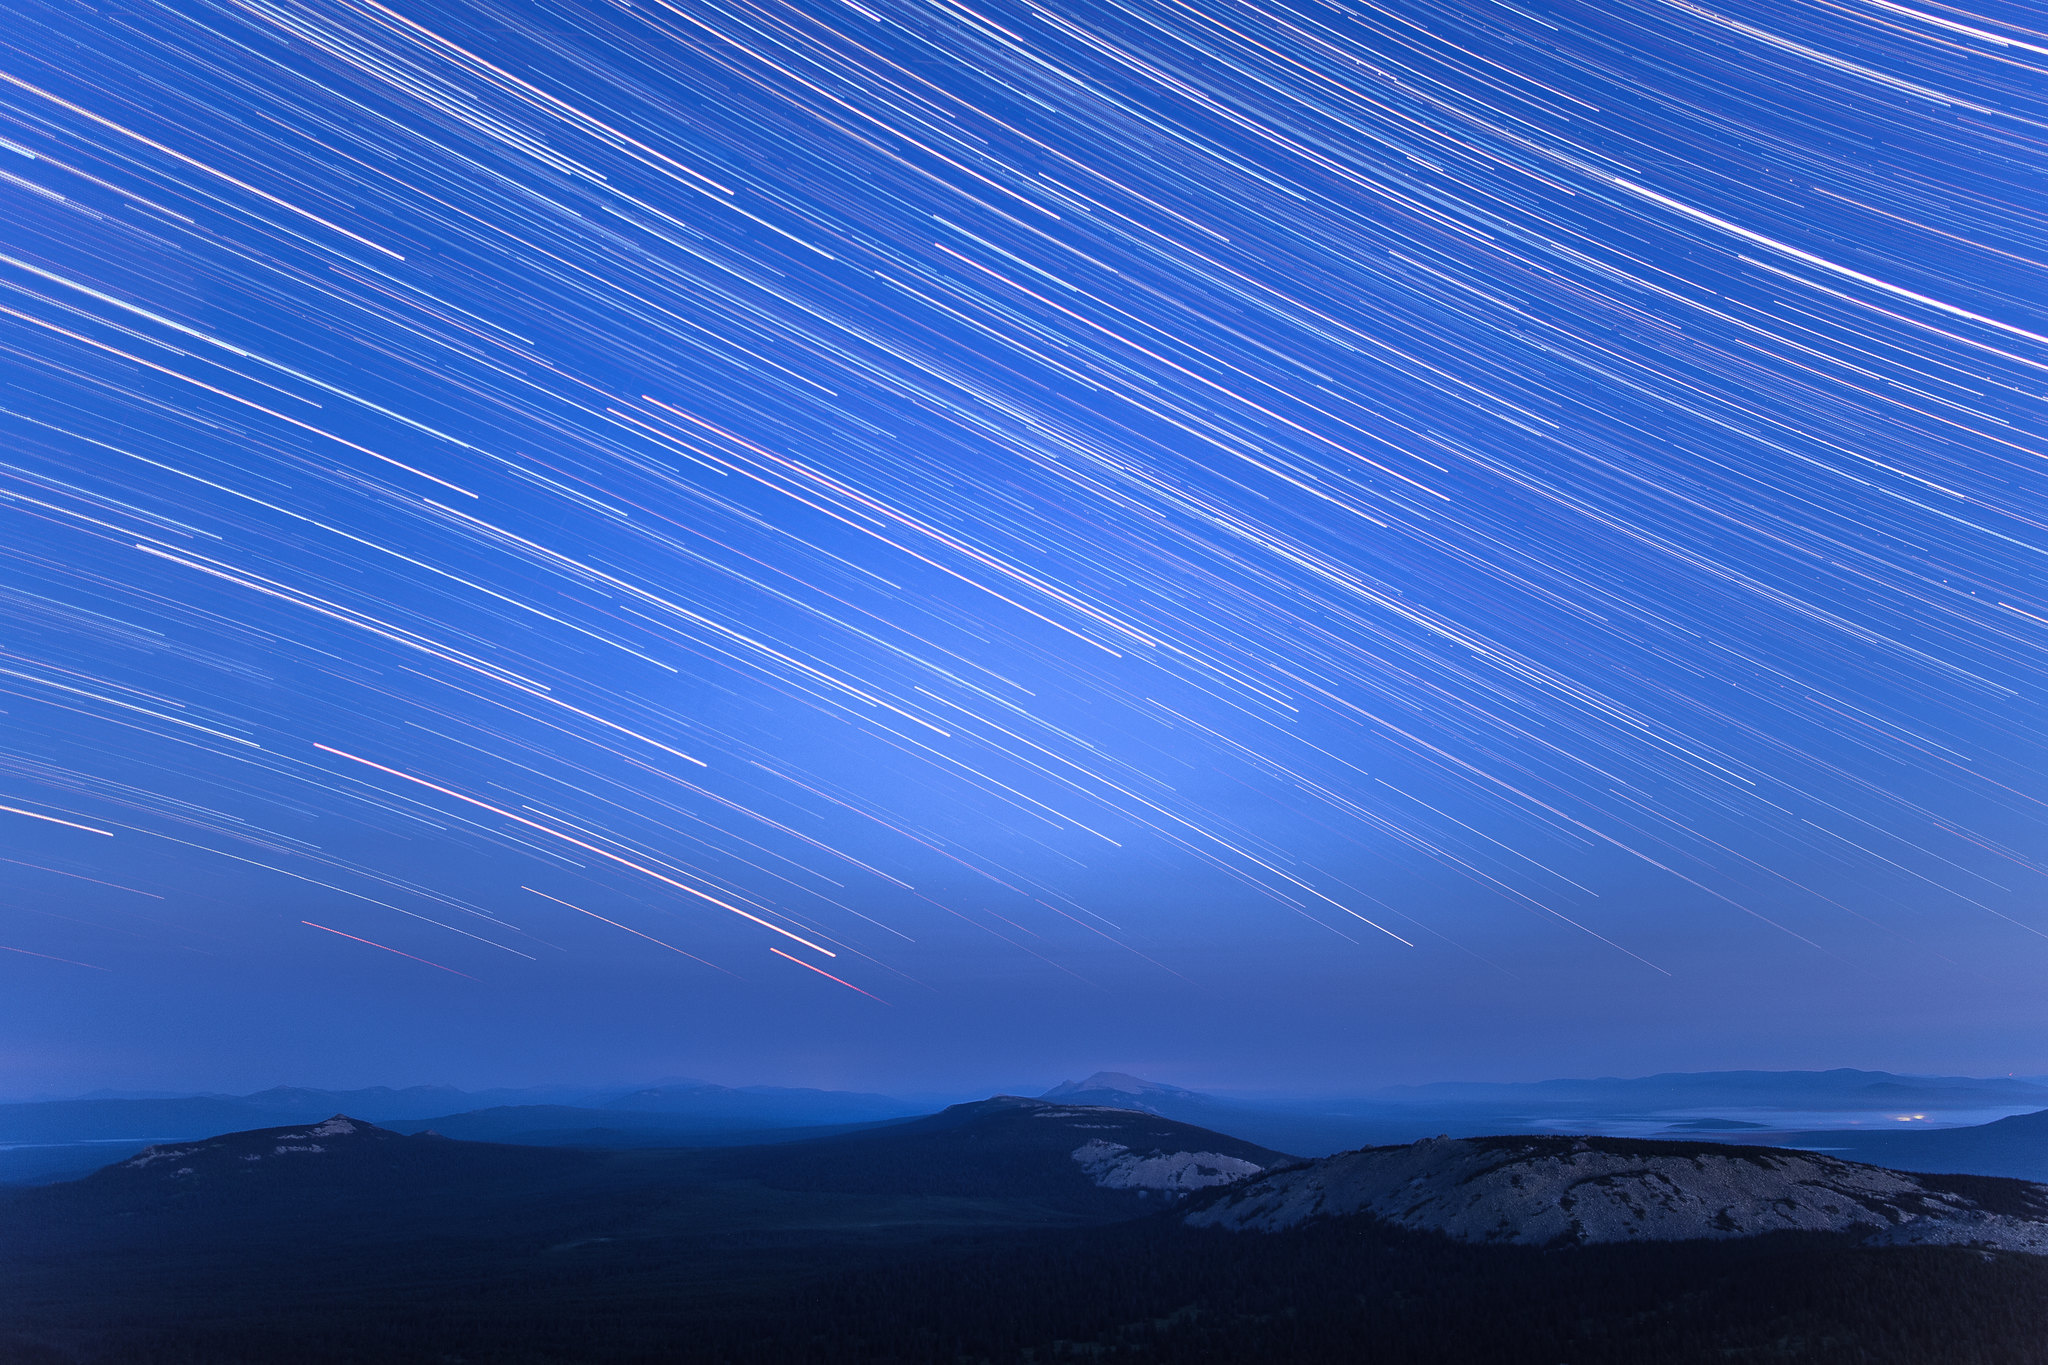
[1072, 1139, 1264, 1193]
[1184, 1135, 2048, 1254]
[302, 1117, 358, 1137]
[124, 1145, 202, 1170]
[118, 1114, 371, 1172]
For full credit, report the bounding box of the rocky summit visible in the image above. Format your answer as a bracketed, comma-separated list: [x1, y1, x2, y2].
[1185, 1134, 2048, 1253]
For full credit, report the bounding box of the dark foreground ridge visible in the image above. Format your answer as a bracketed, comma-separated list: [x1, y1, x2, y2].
[3, 1106, 2046, 1364]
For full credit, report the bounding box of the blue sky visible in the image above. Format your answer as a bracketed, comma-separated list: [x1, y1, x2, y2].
[1, 0, 2043, 1095]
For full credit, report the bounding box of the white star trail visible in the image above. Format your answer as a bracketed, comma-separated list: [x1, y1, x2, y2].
[0, 0, 2041, 1007]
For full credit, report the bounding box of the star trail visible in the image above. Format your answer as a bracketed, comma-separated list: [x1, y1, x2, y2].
[0, 0, 2043, 1086]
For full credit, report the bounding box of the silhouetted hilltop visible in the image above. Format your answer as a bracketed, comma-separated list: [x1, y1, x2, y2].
[682, 1095, 1291, 1209]
[4, 1115, 610, 1252]
[0, 1081, 921, 1148]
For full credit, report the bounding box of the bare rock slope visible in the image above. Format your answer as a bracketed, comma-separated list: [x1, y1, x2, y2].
[1069, 1133, 1264, 1193]
[1185, 1134, 2048, 1253]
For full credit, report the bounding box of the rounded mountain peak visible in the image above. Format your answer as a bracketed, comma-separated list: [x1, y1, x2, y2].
[1042, 1072, 1200, 1100]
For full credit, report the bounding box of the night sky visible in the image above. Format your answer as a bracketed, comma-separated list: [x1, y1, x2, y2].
[1, 0, 2044, 1096]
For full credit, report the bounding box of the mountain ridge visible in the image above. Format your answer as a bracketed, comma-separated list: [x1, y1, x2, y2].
[0, 1080, 923, 1146]
[10, 1100, 2048, 1364]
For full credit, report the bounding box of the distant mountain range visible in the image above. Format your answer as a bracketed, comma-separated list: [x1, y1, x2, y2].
[0, 1080, 917, 1136]
[7, 1068, 2044, 1189]
[1765, 1108, 2048, 1182]
[1364, 1068, 2048, 1114]
[1031, 1069, 2048, 1159]
[0, 1080, 923, 1168]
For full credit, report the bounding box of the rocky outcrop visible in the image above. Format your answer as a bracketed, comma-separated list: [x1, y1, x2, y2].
[1185, 1134, 2048, 1253]
[1070, 1138, 1265, 1193]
